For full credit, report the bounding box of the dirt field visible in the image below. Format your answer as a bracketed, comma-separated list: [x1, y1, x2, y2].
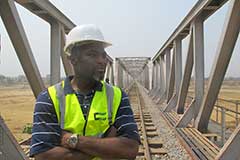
[0, 81, 239, 142]
[0, 85, 35, 142]
[188, 80, 240, 129]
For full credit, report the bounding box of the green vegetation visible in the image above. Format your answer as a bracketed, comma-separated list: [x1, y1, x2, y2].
[22, 123, 32, 134]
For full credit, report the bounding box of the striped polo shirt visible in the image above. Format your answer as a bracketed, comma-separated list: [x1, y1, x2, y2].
[30, 77, 140, 157]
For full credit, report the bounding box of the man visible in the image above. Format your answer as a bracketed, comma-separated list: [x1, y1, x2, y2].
[30, 24, 140, 160]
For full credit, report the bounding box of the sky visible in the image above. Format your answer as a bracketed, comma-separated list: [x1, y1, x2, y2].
[0, 0, 239, 77]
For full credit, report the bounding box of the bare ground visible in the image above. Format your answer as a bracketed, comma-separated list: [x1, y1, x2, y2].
[0, 85, 35, 142]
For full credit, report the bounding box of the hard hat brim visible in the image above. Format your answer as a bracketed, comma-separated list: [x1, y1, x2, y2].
[64, 40, 112, 56]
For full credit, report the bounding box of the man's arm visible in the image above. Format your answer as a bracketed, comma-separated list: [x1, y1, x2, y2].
[77, 135, 139, 159]
[61, 88, 140, 159]
[30, 90, 92, 160]
[34, 147, 93, 160]
[61, 129, 139, 159]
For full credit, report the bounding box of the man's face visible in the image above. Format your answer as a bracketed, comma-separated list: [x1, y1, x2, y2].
[70, 43, 107, 81]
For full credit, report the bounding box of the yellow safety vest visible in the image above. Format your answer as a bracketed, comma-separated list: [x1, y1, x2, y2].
[48, 80, 122, 137]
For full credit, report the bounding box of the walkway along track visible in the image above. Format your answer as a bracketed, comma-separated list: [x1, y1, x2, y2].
[127, 83, 167, 159]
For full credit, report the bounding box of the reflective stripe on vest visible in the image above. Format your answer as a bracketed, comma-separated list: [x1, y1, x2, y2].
[105, 83, 113, 125]
[55, 81, 65, 129]
[54, 82, 114, 129]
[48, 81, 122, 137]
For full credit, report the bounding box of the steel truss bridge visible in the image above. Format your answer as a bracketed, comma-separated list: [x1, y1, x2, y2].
[0, 0, 239, 159]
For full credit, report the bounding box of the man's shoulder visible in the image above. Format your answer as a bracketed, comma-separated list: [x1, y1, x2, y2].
[36, 89, 51, 101]
[34, 89, 55, 112]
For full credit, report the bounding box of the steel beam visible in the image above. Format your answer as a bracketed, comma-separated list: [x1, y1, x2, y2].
[193, 15, 204, 120]
[144, 66, 149, 90]
[126, 71, 130, 89]
[118, 57, 150, 61]
[105, 62, 111, 81]
[117, 62, 121, 87]
[0, 0, 45, 98]
[50, 20, 61, 85]
[156, 50, 170, 103]
[122, 70, 126, 89]
[165, 49, 171, 100]
[115, 59, 119, 86]
[155, 60, 160, 92]
[16, 0, 114, 65]
[149, 62, 156, 95]
[119, 64, 123, 88]
[196, 0, 240, 132]
[159, 56, 165, 96]
[174, 37, 182, 95]
[126, 72, 130, 87]
[176, 99, 196, 127]
[164, 37, 182, 111]
[150, 62, 154, 90]
[216, 124, 240, 160]
[156, 58, 162, 96]
[166, 52, 175, 103]
[152, 0, 228, 61]
[117, 57, 150, 80]
[0, 116, 28, 160]
[118, 62, 122, 87]
[118, 66, 122, 88]
[154, 62, 158, 93]
[31, 0, 74, 32]
[153, 62, 157, 92]
[152, 59, 160, 98]
[60, 28, 74, 76]
[176, 27, 194, 114]
[164, 94, 177, 112]
[15, 0, 75, 33]
[110, 64, 114, 85]
[106, 55, 114, 64]
[155, 55, 166, 102]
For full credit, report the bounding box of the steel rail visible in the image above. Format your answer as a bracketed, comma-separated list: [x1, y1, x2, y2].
[135, 86, 152, 160]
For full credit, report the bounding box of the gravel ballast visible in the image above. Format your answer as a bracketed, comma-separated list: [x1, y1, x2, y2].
[136, 85, 192, 160]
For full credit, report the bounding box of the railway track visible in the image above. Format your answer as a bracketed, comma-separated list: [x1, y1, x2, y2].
[127, 84, 167, 159]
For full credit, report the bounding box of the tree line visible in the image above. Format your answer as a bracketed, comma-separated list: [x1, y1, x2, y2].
[0, 74, 50, 85]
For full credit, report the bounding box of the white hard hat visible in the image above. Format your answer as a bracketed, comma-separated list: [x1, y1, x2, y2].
[64, 24, 112, 56]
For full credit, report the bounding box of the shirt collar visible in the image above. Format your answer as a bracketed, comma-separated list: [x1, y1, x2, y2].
[63, 76, 103, 95]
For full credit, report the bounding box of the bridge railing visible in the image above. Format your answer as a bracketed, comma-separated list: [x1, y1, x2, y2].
[149, 0, 240, 158]
[214, 98, 240, 128]
[187, 95, 240, 146]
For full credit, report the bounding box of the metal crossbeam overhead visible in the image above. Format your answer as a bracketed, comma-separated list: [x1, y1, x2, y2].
[152, 0, 228, 61]
[15, 0, 114, 80]
[16, 0, 114, 67]
[117, 57, 150, 78]
[1, 0, 114, 92]
[15, 0, 75, 33]
[0, 0, 45, 97]
[115, 57, 150, 90]
[118, 57, 150, 61]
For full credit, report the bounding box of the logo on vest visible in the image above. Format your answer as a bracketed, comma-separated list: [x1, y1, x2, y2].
[94, 112, 107, 120]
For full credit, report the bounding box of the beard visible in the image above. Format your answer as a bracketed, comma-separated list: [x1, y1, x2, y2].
[93, 70, 105, 81]
[74, 65, 105, 82]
